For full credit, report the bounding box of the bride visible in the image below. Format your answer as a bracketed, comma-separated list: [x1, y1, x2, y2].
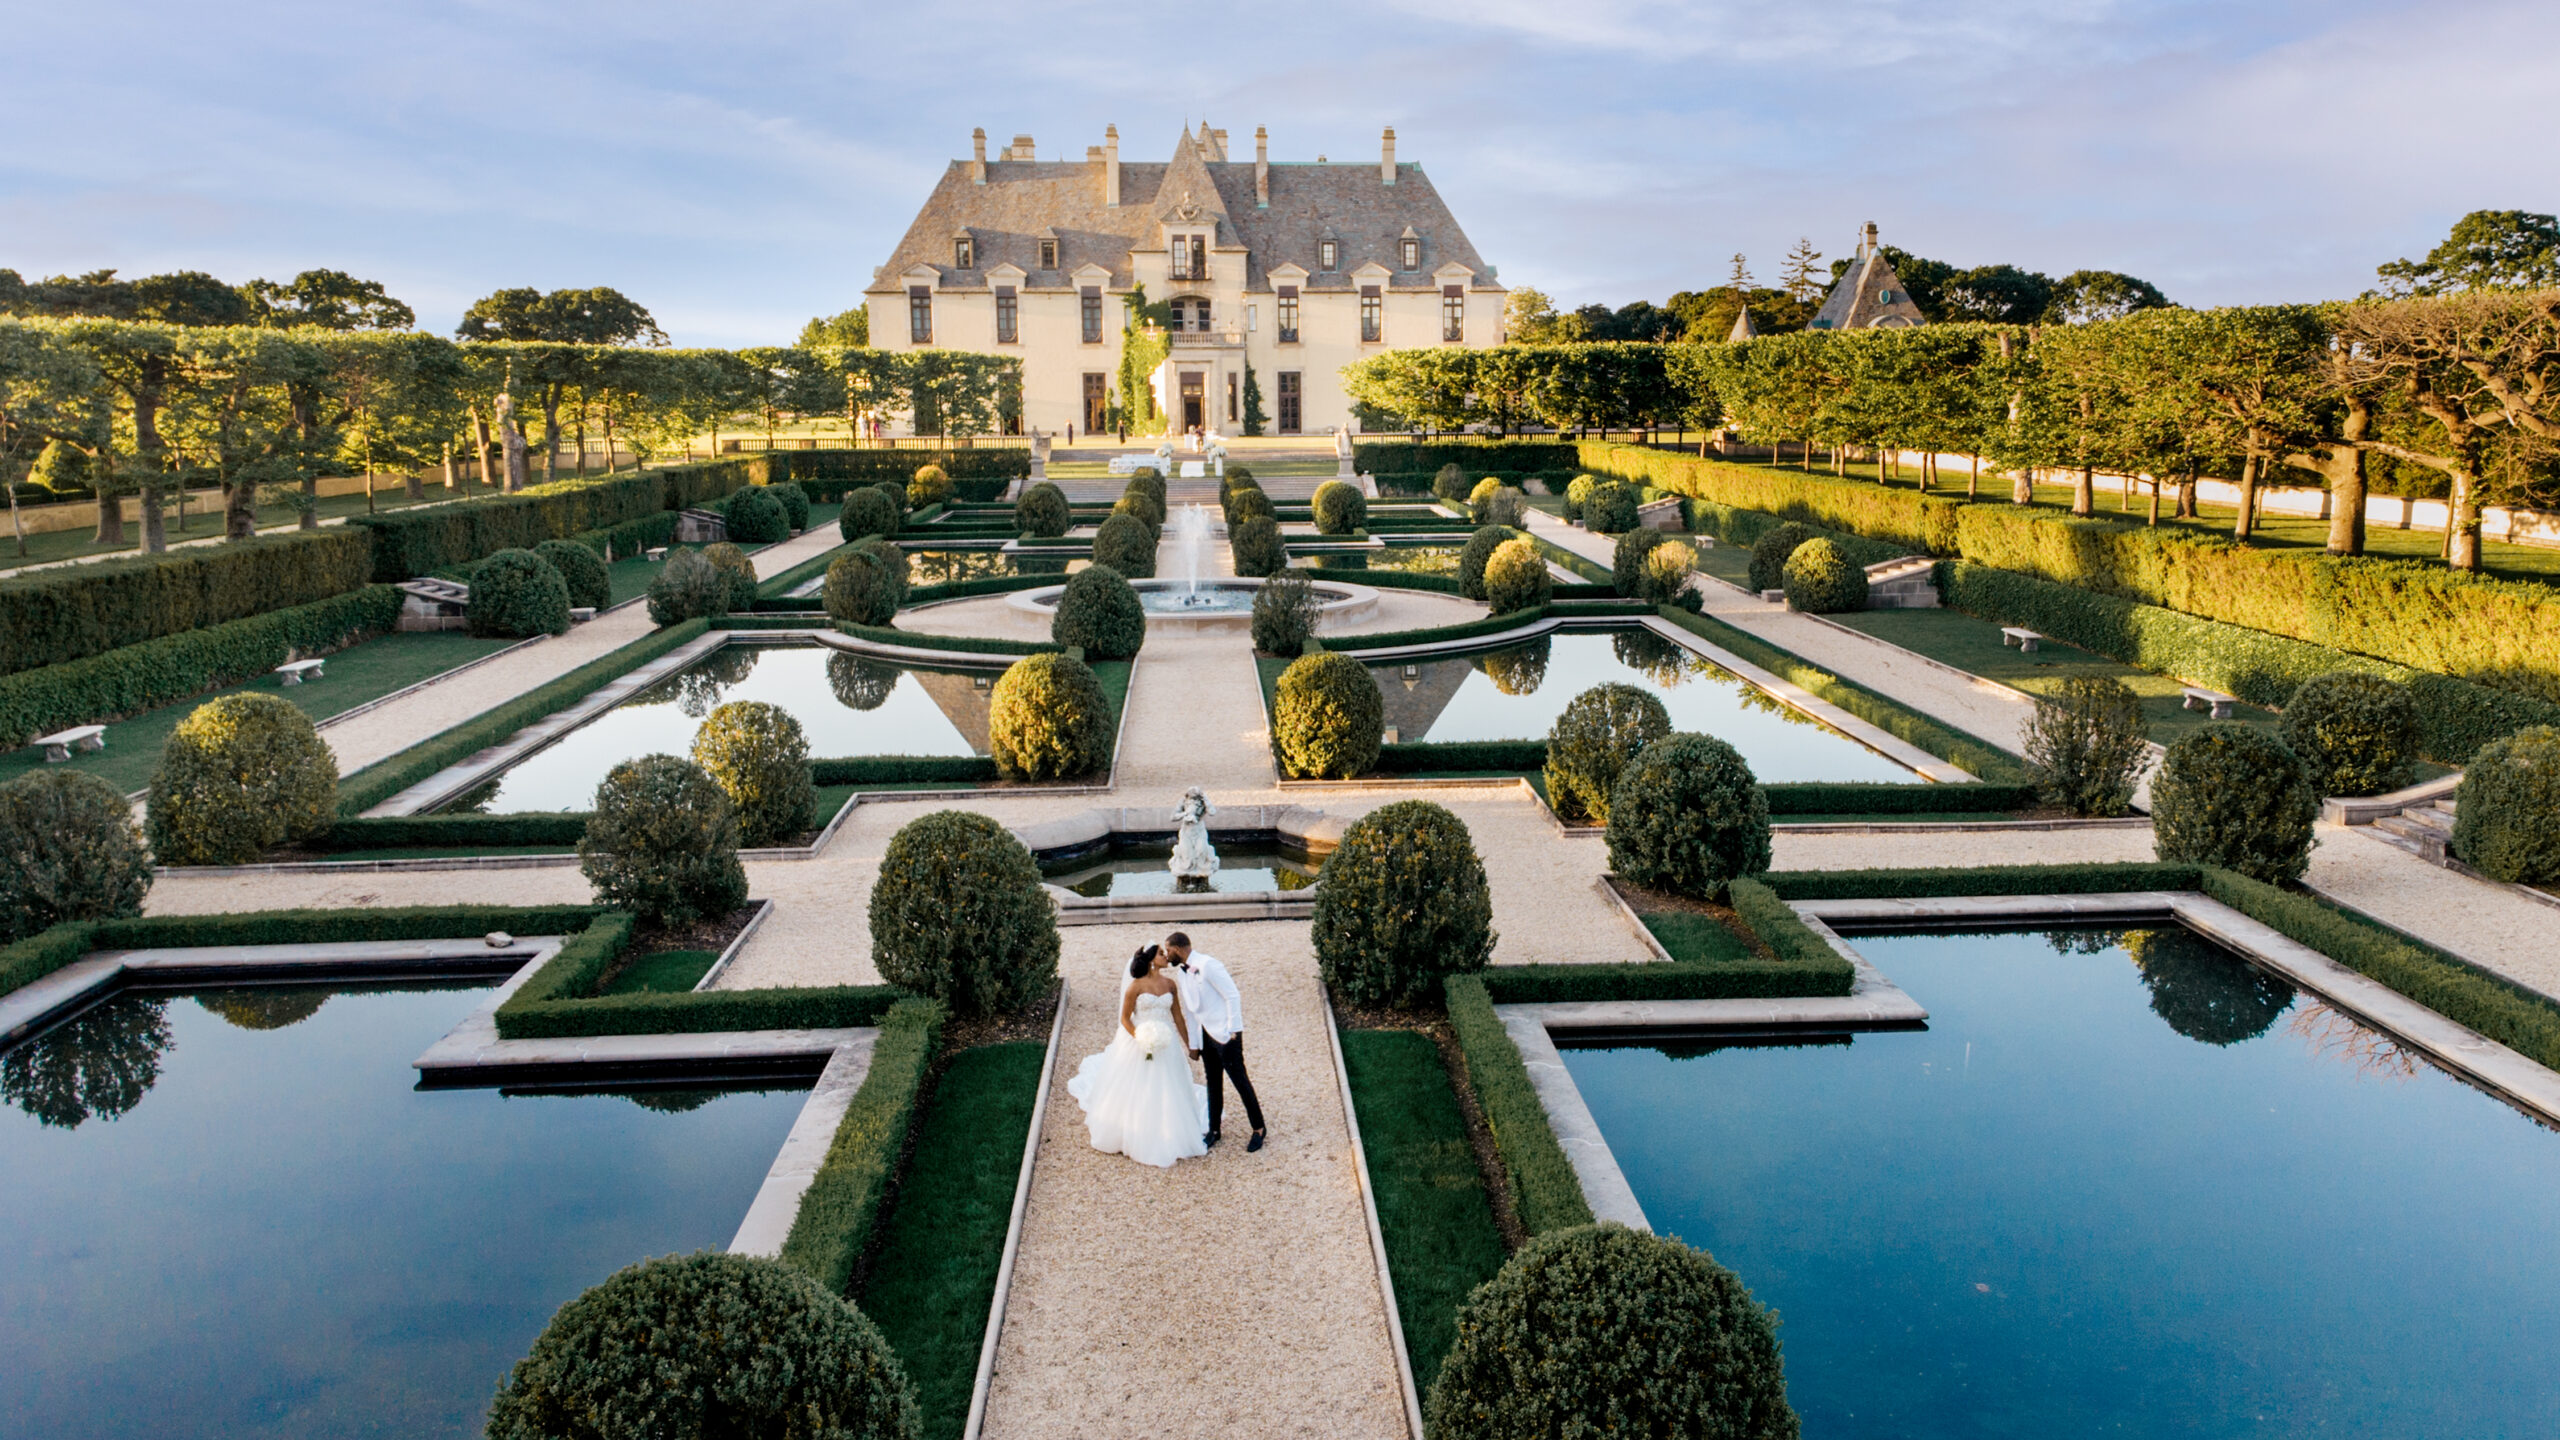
[1065, 945, 1210, 1168]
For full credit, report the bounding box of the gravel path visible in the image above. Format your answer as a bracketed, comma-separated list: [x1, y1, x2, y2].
[2304, 826, 2560, 1002]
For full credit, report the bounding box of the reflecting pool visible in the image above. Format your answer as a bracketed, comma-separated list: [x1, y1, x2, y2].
[451, 643, 995, 813]
[0, 980, 806, 1440]
[1561, 926, 2560, 1438]
[1370, 628, 1916, 783]
[1300, 545, 1463, 576]
[1041, 842, 1321, 896]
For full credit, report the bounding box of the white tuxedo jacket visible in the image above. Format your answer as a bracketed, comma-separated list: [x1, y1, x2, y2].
[1171, 953, 1243, 1047]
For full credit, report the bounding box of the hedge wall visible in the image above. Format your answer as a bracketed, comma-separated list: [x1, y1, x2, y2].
[777, 996, 946, 1292]
[1444, 974, 1595, 1236]
[0, 583, 402, 747]
[900, 573, 1079, 607]
[758, 449, 1026, 488]
[810, 756, 1000, 786]
[1578, 441, 1963, 555]
[0, 529, 376, 677]
[310, 812, 592, 851]
[832, 621, 1056, 656]
[350, 461, 761, 581]
[1, 903, 608, 1001]
[1681, 501, 1914, 572]
[1354, 440, 1582, 474]
[1757, 860, 2204, 900]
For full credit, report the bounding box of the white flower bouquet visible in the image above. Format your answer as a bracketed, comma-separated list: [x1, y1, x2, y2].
[1134, 1016, 1178, 1062]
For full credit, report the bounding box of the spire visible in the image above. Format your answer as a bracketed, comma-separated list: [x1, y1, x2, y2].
[1727, 306, 1759, 342]
[1152, 127, 1231, 223]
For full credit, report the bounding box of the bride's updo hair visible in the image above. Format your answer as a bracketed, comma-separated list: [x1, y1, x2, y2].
[1128, 945, 1160, 979]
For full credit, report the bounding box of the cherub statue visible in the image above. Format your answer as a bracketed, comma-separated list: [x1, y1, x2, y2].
[1168, 787, 1219, 881]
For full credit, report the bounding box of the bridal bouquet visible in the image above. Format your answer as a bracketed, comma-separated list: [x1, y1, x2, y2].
[1134, 1017, 1178, 1062]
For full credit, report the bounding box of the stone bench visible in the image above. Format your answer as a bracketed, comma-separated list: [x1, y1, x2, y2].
[2181, 685, 2239, 720]
[274, 658, 327, 685]
[33, 725, 105, 763]
[570, 606, 597, 624]
[2000, 627, 2045, 653]
[644, 546, 669, 562]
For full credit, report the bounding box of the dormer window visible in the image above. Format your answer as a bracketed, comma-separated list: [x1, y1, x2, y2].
[1318, 240, 1338, 271]
[1399, 237, 1420, 270]
[1039, 238, 1059, 269]
[954, 235, 975, 269]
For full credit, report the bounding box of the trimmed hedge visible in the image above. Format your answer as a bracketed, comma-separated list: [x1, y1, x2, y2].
[311, 812, 592, 850]
[811, 755, 999, 786]
[492, 910, 906, 1040]
[1757, 860, 2208, 900]
[2451, 726, 2560, 885]
[901, 572, 1072, 607]
[1782, 536, 1868, 613]
[832, 622, 1055, 656]
[466, 549, 573, 638]
[350, 458, 760, 581]
[1578, 440, 1963, 556]
[1355, 441, 1581, 475]
[1444, 974, 1596, 1235]
[777, 996, 946, 1294]
[148, 693, 338, 865]
[533, 538, 611, 611]
[0, 528, 376, 677]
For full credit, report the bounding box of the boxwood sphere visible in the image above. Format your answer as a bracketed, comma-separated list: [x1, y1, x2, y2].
[1563, 474, 1600, 522]
[769, 481, 811, 531]
[2451, 724, 2560, 885]
[702, 542, 760, 611]
[868, 809, 1060, 1014]
[990, 651, 1115, 781]
[1481, 537, 1552, 615]
[1015, 480, 1072, 537]
[1274, 650, 1384, 779]
[840, 485, 901, 542]
[1050, 563, 1147, 659]
[1250, 570, 1320, 657]
[1545, 683, 1672, 826]
[1313, 480, 1368, 535]
[645, 548, 728, 626]
[1228, 515, 1285, 577]
[691, 699, 814, 846]
[1312, 798, 1496, 1007]
[907, 463, 952, 507]
[822, 539, 909, 627]
[577, 754, 748, 926]
[1433, 463, 1471, 503]
[1125, 468, 1167, 507]
[1580, 481, 1640, 534]
[467, 548, 573, 638]
[1605, 731, 1772, 899]
[147, 693, 337, 866]
[533, 539, 610, 611]
[2150, 722, 2318, 884]
[1114, 489, 1166, 531]
[1475, 485, 1527, 529]
[485, 1251, 919, 1440]
[1782, 536, 1868, 613]
[2278, 670, 2419, 797]
[1225, 485, 1275, 527]
[723, 485, 789, 545]
[0, 769, 152, 943]
[1747, 521, 1814, 592]
[1612, 527, 1667, 596]
[1640, 540, 1698, 606]
[1091, 512, 1158, 578]
[1426, 1223, 1795, 1440]
[1457, 525, 1520, 601]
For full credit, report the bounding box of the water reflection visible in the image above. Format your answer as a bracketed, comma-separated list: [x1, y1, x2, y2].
[1475, 636, 1550, 696]
[1303, 546, 1462, 576]
[2124, 927, 2296, 1046]
[1, 994, 171, 1129]
[827, 653, 900, 711]
[197, 987, 330, 1031]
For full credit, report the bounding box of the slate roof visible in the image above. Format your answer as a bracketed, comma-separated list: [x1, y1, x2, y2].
[867, 129, 1501, 296]
[1812, 229, 1928, 330]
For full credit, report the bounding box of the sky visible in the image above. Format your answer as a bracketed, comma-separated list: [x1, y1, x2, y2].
[2, 0, 2553, 346]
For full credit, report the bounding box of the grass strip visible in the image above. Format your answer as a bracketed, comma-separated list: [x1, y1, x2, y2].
[1444, 974, 1594, 1236]
[601, 949, 716, 995]
[780, 997, 945, 1294]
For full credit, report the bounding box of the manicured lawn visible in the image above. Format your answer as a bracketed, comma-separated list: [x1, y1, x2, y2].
[859, 1041, 1045, 1440]
[601, 949, 718, 995]
[0, 628, 518, 794]
[1340, 1029, 1509, 1394]
[1637, 910, 1757, 963]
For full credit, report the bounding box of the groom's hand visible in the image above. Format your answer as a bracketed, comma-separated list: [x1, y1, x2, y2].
[1188, 1048, 1200, 1060]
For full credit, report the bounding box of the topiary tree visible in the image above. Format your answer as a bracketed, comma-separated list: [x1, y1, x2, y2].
[1457, 525, 1519, 601]
[1125, 468, 1167, 506]
[1091, 512, 1158, 578]
[2023, 675, 2149, 817]
[1467, 476, 1506, 517]
[702, 542, 761, 611]
[1314, 799, 1495, 1007]
[2151, 722, 2318, 884]
[1782, 536, 1867, 613]
[1639, 540, 1698, 607]
[1433, 463, 1470, 503]
[769, 481, 812, 531]
[1481, 537, 1552, 615]
[840, 486, 900, 542]
[485, 1252, 920, 1440]
[1426, 1224, 1795, 1440]
[2451, 724, 2560, 885]
[1562, 474, 1599, 523]
[1746, 521, 1814, 592]
[534, 539, 611, 612]
[147, 693, 337, 866]
[870, 479, 908, 516]
[1471, 482, 1526, 528]
[1225, 485, 1275, 528]
[868, 809, 1060, 1014]
[1015, 480, 1071, 538]
[907, 463, 952, 507]
[692, 700, 814, 846]
[467, 548, 573, 638]
[1581, 481, 1640, 534]
[2279, 671, 2419, 797]
[1114, 489, 1166, 531]
[1050, 563, 1147, 659]
[723, 486, 789, 545]
[1274, 650, 1384, 779]
[822, 540, 909, 627]
[578, 754, 748, 926]
[1545, 683, 1672, 826]
[1229, 515, 1285, 577]
[1312, 480, 1368, 535]
[1251, 569, 1321, 656]
[990, 652, 1114, 781]
[1612, 527, 1666, 596]
[1606, 731, 1771, 899]
[646, 548, 730, 625]
[0, 770, 152, 943]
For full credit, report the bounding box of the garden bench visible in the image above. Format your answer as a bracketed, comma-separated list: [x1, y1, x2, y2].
[273, 658, 327, 685]
[644, 546, 669, 562]
[2181, 685, 2238, 720]
[33, 725, 106, 763]
[2000, 627, 2045, 653]
[570, 607, 597, 623]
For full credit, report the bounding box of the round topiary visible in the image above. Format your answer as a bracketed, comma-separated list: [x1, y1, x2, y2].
[907, 463, 952, 507]
[533, 539, 611, 611]
[2022, 675, 2149, 817]
[1457, 525, 1519, 601]
[0, 770, 151, 943]
[1612, 527, 1666, 597]
[769, 481, 811, 531]
[723, 485, 790, 545]
[1313, 480, 1368, 535]
[1015, 481, 1071, 538]
[839, 485, 900, 542]
[1126, 468, 1167, 504]
[467, 548, 573, 638]
[1426, 1223, 1795, 1440]
[1605, 731, 1772, 899]
[822, 540, 909, 627]
[1481, 538, 1552, 615]
[2279, 670, 2419, 797]
[147, 693, 337, 866]
[1251, 570, 1321, 656]
[1433, 463, 1470, 503]
[1545, 683, 1672, 827]
[1468, 476, 1506, 515]
[1229, 515, 1285, 577]
[1091, 512, 1158, 578]
[1562, 474, 1600, 523]
[1472, 483, 1526, 529]
[1782, 536, 1868, 613]
[1221, 464, 1252, 487]
[692, 700, 814, 846]
[1639, 540, 1698, 607]
[1746, 521, 1814, 592]
[868, 809, 1060, 1014]
[485, 1252, 919, 1440]
[1114, 488, 1166, 530]
[2150, 722, 2319, 884]
[702, 542, 760, 611]
[2451, 724, 2560, 885]
[826, 652, 901, 711]
[1581, 481, 1640, 534]
[1274, 650, 1384, 779]
[645, 548, 729, 626]
[1312, 799, 1496, 1007]
[1050, 563, 1147, 660]
[578, 754, 748, 926]
[1225, 485, 1275, 528]
[30, 438, 89, 494]
[990, 652, 1114, 782]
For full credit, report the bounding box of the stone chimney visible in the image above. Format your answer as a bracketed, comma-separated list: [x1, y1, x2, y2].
[1380, 126, 1397, 185]
[970, 128, 987, 184]
[1008, 133, 1035, 161]
[1254, 126, 1269, 209]
[1209, 127, 1229, 161]
[1862, 220, 1879, 261]
[1104, 124, 1121, 207]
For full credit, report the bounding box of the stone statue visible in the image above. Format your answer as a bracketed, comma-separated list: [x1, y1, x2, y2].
[1333, 424, 1355, 478]
[495, 390, 530, 492]
[1168, 787, 1219, 885]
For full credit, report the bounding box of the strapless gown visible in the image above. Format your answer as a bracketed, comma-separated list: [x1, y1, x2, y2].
[1064, 989, 1210, 1169]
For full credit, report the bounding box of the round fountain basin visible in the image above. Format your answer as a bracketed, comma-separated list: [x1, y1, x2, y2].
[1003, 577, 1378, 633]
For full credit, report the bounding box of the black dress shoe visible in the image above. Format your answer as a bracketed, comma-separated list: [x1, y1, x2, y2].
[1204, 1130, 1221, 1148]
[1247, 1130, 1266, 1153]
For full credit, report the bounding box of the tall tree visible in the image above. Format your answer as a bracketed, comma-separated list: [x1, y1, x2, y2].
[2045, 271, 2172, 324]
[244, 270, 415, 331]
[797, 308, 870, 348]
[1778, 239, 1826, 306]
[2374, 211, 2560, 297]
[456, 287, 664, 477]
[0, 322, 104, 555]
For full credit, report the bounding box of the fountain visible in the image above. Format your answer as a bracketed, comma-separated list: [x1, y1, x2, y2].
[1004, 500, 1381, 632]
[1168, 787, 1219, 891]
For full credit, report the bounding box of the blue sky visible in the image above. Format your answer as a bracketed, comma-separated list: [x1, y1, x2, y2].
[3, 0, 2552, 344]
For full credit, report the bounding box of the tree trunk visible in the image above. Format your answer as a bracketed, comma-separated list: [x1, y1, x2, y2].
[2447, 470, 2483, 571]
[2178, 468, 2198, 518]
[442, 444, 457, 490]
[94, 482, 124, 544]
[7, 475, 24, 557]
[404, 464, 423, 501]
[140, 481, 166, 553]
[1967, 453, 1980, 500]
[298, 477, 318, 529]
[2234, 453, 2260, 539]
[2325, 400, 2371, 557]
[225, 478, 258, 539]
[472, 406, 495, 492]
[2147, 476, 2161, 525]
[541, 385, 562, 481]
[602, 393, 618, 475]
[2072, 465, 2094, 517]
[2012, 465, 2033, 505]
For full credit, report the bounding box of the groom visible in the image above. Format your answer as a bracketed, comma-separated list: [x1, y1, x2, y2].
[1167, 932, 1266, 1152]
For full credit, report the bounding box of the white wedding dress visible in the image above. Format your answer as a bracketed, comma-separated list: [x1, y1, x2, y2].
[1065, 988, 1209, 1168]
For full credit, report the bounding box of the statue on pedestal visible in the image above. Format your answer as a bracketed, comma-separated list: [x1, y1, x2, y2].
[1168, 787, 1219, 890]
[495, 391, 530, 492]
[1333, 425, 1355, 479]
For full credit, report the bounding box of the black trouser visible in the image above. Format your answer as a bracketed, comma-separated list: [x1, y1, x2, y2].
[1199, 1029, 1264, 1136]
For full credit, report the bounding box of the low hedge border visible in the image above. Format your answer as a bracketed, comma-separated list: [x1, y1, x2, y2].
[1373, 741, 2030, 814]
[903, 573, 1072, 606]
[1, 903, 609, 1002]
[1, 527, 378, 677]
[755, 543, 855, 601]
[833, 621, 1057, 656]
[1444, 973, 1596, 1236]
[490, 910, 905, 1039]
[812, 756, 1000, 785]
[1326, 603, 1671, 655]
[312, 813, 591, 850]
[1527, 534, 1614, 584]
[1354, 441, 1583, 474]
[1757, 860, 2204, 900]
[778, 996, 947, 1292]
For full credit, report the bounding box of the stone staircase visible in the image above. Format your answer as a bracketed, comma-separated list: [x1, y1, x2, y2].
[2368, 796, 2458, 862]
[1863, 556, 1940, 609]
